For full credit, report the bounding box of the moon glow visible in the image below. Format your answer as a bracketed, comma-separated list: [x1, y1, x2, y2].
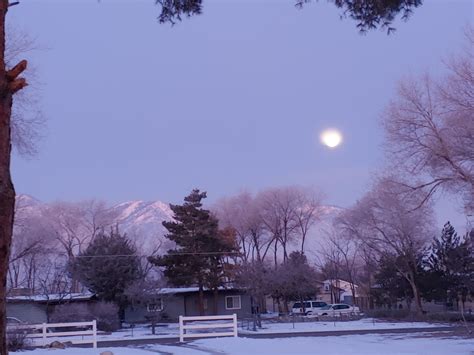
[320, 129, 343, 148]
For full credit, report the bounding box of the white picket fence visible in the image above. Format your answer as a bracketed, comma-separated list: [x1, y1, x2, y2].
[179, 314, 238, 342]
[21, 320, 97, 348]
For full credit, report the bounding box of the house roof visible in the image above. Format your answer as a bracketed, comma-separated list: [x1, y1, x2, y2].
[6, 292, 95, 303]
[158, 286, 241, 295]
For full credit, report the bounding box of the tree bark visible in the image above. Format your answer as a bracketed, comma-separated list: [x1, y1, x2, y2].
[212, 288, 218, 315]
[406, 271, 424, 316]
[0, 2, 27, 352]
[198, 284, 204, 316]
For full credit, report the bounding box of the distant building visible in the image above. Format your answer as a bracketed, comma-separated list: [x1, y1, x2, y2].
[321, 279, 360, 305]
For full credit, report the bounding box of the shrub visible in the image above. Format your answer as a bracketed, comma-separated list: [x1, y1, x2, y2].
[426, 312, 474, 323]
[365, 309, 474, 323]
[50, 301, 121, 332]
[364, 309, 413, 320]
[7, 328, 29, 352]
[89, 302, 121, 332]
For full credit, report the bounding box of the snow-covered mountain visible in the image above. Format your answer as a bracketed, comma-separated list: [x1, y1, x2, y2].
[111, 200, 175, 253]
[14, 195, 175, 254]
[14, 194, 343, 257]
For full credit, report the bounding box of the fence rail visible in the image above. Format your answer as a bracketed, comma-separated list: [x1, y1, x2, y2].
[179, 314, 238, 342]
[20, 320, 97, 348]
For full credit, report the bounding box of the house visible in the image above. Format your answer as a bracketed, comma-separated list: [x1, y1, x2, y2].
[6, 292, 95, 324]
[320, 279, 360, 305]
[125, 286, 252, 323]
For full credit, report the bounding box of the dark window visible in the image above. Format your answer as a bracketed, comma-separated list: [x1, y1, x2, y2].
[147, 299, 163, 312]
[225, 295, 241, 310]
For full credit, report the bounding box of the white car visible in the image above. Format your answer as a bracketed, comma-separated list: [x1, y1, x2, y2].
[6, 317, 25, 327]
[312, 303, 360, 317]
[291, 301, 328, 315]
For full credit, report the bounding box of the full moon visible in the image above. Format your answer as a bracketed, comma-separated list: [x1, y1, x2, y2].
[320, 129, 343, 148]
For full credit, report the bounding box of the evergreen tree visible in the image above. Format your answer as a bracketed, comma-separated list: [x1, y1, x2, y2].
[372, 253, 415, 309]
[424, 222, 474, 308]
[71, 227, 142, 317]
[149, 189, 238, 315]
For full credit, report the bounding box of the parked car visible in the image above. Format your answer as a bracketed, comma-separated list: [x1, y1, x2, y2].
[6, 317, 31, 336]
[6, 317, 25, 327]
[291, 301, 328, 315]
[312, 303, 360, 317]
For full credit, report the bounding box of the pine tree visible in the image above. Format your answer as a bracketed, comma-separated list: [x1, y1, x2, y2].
[425, 222, 474, 309]
[71, 227, 142, 317]
[149, 189, 238, 315]
[372, 253, 416, 309]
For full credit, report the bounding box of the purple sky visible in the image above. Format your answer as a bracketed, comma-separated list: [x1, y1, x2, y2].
[9, 0, 473, 229]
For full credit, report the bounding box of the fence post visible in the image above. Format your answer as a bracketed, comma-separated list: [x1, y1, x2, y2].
[179, 316, 184, 343]
[92, 320, 97, 348]
[232, 314, 238, 338]
[42, 323, 47, 346]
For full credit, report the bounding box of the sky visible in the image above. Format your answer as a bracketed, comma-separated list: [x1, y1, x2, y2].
[9, 0, 474, 230]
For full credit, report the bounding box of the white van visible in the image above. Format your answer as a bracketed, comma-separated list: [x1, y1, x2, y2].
[291, 300, 328, 315]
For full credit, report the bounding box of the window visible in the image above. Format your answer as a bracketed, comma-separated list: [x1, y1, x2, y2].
[312, 302, 326, 308]
[225, 295, 241, 310]
[147, 299, 163, 312]
[324, 285, 330, 291]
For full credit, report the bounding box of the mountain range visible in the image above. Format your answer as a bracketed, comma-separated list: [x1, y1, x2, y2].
[14, 194, 342, 256]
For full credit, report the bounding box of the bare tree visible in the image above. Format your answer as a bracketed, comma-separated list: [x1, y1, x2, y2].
[6, 25, 44, 156]
[316, 239, 343, 303]
[214, 192, 269, 263]
[257, 186, 322, 264]
[336, 177, 435, 315]
[44, 200, 113, 258]
[258, 187, 300, 264]
[293, 189, 323, 253]
[326, 232, 361, 305]
[8, 215, 53, 291]
[382, 29, 474, 213]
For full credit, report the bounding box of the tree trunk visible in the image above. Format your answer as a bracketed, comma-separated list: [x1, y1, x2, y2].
[212, 288, 218, 315]
[0, 2, 27, 352]
[198, 284, 204, 316]
[273, 238, 278, 268]
[300, 232, 306, 254]
[0, 3, 13, 355]
[406, 272, 423, 316]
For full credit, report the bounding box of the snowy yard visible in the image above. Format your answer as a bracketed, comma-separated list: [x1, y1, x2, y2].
[238, 318, 450, 334]
[19, 333, 474, 355]
[25, 318, 453, 346]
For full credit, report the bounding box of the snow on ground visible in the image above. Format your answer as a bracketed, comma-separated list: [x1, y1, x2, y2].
[239, 318, 450, 334]
[27, 318, 453, 346]
[20, 333, 474, 355]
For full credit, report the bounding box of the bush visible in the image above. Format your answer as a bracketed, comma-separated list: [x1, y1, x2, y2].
[7, 328, 29, 352]
[50, 301, 121, 332]
[365, 309, 474, 323]
[89, 302, 121, 332]
[365, 309, 413, 320]
[426, 312, 474, 323]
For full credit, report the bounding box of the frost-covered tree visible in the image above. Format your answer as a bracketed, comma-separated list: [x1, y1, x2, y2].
[336, 177, 435, 315]
[382, 29, 474, 213]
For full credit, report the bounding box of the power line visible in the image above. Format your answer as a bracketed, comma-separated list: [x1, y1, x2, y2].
[74, 251, 241, 258]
